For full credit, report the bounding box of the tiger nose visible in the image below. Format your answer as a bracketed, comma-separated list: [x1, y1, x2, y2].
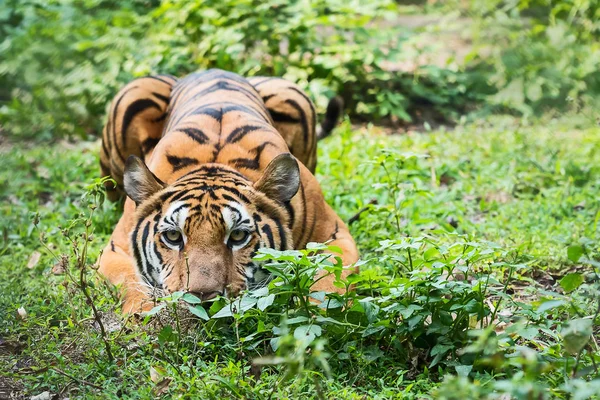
[188, 290, 222, 301]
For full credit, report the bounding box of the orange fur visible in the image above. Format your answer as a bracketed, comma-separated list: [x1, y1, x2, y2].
[97, 69, 358, 313]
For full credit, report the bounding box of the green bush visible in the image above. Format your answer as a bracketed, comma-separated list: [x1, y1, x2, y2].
[465, 0, 600, 115]
[2, 0, 600, 138]
[0, 0, 490, 140]
[0, 0, 156, 139]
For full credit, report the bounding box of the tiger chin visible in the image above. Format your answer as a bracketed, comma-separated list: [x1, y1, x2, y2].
[97, 69, 359, 314]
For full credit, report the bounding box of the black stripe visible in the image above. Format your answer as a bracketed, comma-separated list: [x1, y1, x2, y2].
[289, 87, 316, 127]
[190, 106, 222, 122]
[169, 203, 188, 218]
[166, 155, 199, 171]
[148, 75, 176, 86]
[131, 220, 144, 275]
[231, 142, 275, 170]
[153, 112, 168, 123]
[284, 99, 309, 142]
[222, 192, 251, 205]
[273, 216, 287, 250]
[163, 263, 175, 280]
[111, 86, 137, 162]
[141, 137, 160, 154]
[153, 213, 164, 266]
[133, 220, 157, 287]
[289, 87, 317, 155]
[283, 201, 295, 229]
[222, 104, 268, 121]
[262, 224, 275, 248]
[121, 99, 162, 148]
[177, 165, 250, 182]
[188, 80, 264, 110]
[110, 240, 116, 252]
[268, 109, 300, 124]
[262, 94, 276, 103]
[159, 190, 178, 203]
[140, 221, 157, 280]
[227, 206, 242, 222]
[101, 126, 110, 157]
[168, 101, 266, 131]
[110, 158, 123, 180]
[331, 222, 340, 240]
[226, 125, 263, 143]
[179, 127, 210, 144]
[152, 92, 170, 104]
[210, 141, 222, 163]
[173, 102, 266, 125]
[176, 175, 246, 187]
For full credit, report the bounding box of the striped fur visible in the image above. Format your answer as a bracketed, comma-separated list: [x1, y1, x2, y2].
[97, 69, 357, 313]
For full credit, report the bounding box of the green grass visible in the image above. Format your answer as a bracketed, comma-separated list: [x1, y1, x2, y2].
[1, 116, 599, 399]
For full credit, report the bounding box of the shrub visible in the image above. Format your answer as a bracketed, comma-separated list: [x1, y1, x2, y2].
[0, 0, 489, 140]
[465, 0, 600, 115]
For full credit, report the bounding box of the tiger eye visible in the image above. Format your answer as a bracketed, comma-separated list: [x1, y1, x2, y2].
[163, 230, 183, 245]
[229, 229, 249, 245]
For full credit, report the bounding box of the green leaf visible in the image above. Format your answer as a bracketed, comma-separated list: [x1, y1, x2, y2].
[567, 245, 584, 263]
[182, 293, 202, 304]
[537, 299, 567, 314]
[142, 303, 166, 317]
[559, 273, 584, 292]
[285, 316, 310, 325]
[315, 316, 345, 325]
[399, 304, 423, 319]
[430, 343, 453, 357]
[310, 291, 326, 302]
[188, 305, 209, 321]
[562, 318, 593, 354]
[319, 298, 344, 309]
[359, 299, 380, 323]
[519, 327, 539, 340]
[257, 294, 275, 311]
[362, 345, 384, 363]
[294, 324, 322, 343]
[250, 287, 269, 298]
[455, 365, 473, 377]
[211, 305, 233, 319]
[164, 291, 185, 302]
[158, 325, 175, 344]
[362, 324, 385, 338]
[212, 296, 258, 319]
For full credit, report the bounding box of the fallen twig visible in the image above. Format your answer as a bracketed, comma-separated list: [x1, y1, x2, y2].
[51, 367, 103, 390]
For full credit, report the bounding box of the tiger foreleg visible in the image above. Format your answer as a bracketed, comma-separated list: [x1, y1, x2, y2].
[98, 241, 154, 313]
[98, 202, 155, 313]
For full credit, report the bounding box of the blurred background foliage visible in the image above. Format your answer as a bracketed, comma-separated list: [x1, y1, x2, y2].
[1, 0, 599, 140]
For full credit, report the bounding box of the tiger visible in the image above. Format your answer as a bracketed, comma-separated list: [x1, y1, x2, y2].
[97, 69, 359, 313]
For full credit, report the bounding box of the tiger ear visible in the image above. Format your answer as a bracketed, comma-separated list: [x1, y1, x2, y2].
[123, 155, 165, 205]
[254, 153, 300, 203]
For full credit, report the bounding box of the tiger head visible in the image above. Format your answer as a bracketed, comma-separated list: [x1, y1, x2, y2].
[123, 154, 300, 301]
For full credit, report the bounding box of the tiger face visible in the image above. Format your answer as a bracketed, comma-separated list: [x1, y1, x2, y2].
[123, 153, 300, 300]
